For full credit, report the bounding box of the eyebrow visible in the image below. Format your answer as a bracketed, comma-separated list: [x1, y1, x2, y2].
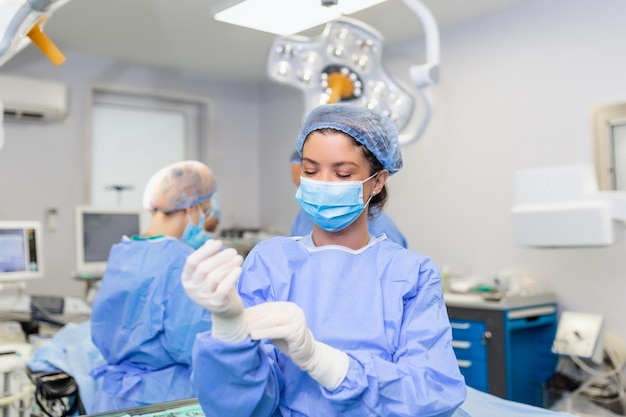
[302, 158, 360, 169]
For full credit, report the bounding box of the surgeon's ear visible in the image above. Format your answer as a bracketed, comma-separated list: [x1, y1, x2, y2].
[373, 170, 389, 193]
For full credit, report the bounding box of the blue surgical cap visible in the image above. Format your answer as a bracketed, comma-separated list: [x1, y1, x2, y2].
[295, 104, 403, 175]
[289, 150, 301, 164]
[143, 160, 217, 213]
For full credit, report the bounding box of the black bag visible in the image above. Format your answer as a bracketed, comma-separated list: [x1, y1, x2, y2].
[28, 370, 85, 417]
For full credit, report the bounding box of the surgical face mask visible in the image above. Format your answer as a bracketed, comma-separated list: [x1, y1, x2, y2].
[180, 209, 212, 249]
[295, 172, 379, 232]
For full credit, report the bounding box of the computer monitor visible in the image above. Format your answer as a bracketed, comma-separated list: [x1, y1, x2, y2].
[75, 206, 142, 277]
[0, 221, 43, 282]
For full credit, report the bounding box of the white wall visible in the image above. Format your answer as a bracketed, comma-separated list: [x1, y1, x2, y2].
[390, 0, 626, 341]
[0, 48, 261, 297]
[258, 0, 626, 342]
[257, 84, 303, 232]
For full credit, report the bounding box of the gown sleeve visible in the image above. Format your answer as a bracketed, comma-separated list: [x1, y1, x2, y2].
[191, 334, 283, 417]
[161, 252, 213, 365]
[190, 245, 285, 417]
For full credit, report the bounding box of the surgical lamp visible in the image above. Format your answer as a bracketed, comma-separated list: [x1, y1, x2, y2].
[266, 0, 439, 146]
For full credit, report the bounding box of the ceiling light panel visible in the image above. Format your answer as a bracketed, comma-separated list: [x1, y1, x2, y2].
[213, 0, 389, 36]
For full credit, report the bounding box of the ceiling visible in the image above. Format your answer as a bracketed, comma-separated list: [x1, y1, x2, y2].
[42, 0, 528, 82]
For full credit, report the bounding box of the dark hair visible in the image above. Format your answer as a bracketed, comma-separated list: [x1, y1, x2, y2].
[357, 141, 387, 217]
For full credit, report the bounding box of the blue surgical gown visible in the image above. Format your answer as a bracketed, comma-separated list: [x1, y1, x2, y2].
[90, 236, 212, 413]
[291, 208, 408, 248]
[191, 234, 466, 417]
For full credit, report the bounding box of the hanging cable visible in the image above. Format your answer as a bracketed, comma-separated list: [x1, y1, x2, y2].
[567, 332, 626, 414]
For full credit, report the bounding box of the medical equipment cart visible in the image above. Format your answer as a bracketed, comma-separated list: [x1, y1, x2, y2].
[445, 293, 559, 407]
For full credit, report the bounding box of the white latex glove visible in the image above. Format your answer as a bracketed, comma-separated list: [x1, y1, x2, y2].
[182, 239, 246, 343]
[246, 301, 349, 391]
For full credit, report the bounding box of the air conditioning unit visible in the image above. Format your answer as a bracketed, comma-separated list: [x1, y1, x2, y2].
[0, 74, 68, 122]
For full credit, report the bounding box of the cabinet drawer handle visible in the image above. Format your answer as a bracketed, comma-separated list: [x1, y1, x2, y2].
[450, 322, 471, 330]
[457, 360, 472, 368]
[507, 305, 556, 320]
[452, 341, 471, 349]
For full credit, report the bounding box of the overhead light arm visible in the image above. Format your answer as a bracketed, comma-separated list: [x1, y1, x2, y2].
[0, 0, 70, 151]
[0, 0, 70, 68]
[399, 0, 440, 146]
[404, 0, 439, 88]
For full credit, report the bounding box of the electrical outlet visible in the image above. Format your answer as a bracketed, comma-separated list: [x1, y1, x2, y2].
[552, 311, 604, 362]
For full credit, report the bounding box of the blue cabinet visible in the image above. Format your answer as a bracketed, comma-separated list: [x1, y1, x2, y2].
[450, 318, 489, 393]
[446, 294, 559, 407]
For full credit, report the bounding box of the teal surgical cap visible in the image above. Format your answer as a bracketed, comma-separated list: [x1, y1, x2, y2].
[295, 104, 403, 175]
[143, 160, 217, 213]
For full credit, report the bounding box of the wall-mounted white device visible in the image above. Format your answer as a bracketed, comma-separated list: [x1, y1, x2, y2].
[551, 311, 605, 364]
[0, 75, 68, 123]
[511, 164, 626, 247]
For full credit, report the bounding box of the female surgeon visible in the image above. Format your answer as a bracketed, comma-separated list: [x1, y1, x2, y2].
[90, 160, 234, 413]
[182, 105, 467, 416]
[288, 149, 409, 248]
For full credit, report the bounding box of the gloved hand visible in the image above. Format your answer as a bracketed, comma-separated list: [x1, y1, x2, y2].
[246, 301, 349, 391]
[182, 239, 246, 343]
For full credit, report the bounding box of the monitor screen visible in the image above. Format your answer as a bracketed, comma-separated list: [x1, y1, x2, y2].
[75, 206, 142, 277]
[0, 221, 43, 282]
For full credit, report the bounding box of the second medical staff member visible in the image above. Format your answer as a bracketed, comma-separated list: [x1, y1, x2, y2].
[183, 104, 466, 416]
[90, 160, 225, 412]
